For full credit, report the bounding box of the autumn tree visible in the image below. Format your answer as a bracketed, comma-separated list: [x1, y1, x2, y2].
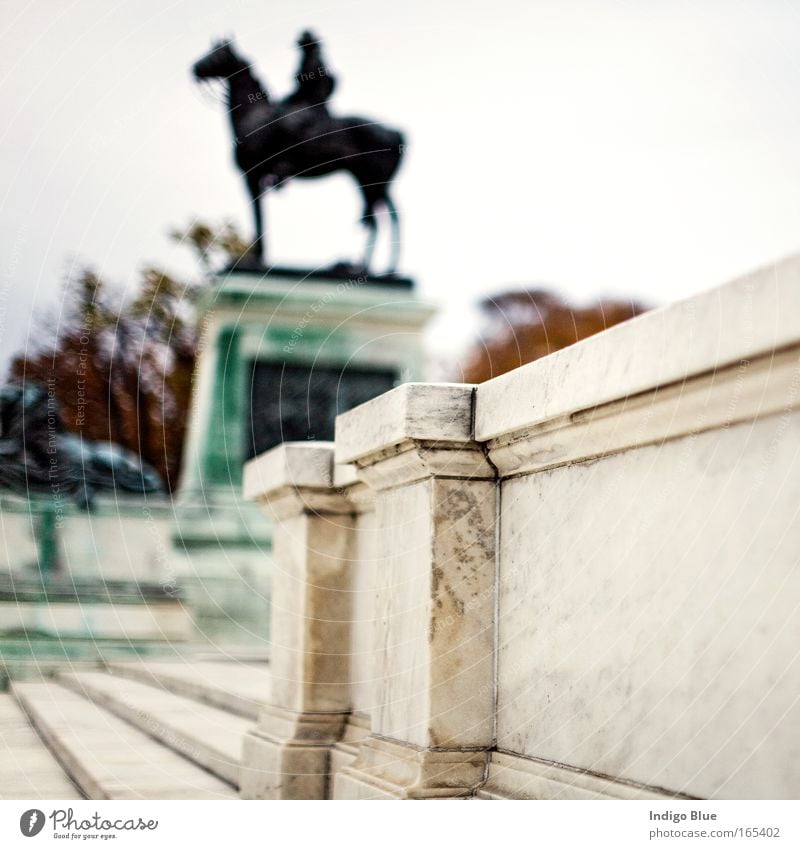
[168, 220, 251, 275]
[461, 289, 649, 383]
[8, 221, 247, 491]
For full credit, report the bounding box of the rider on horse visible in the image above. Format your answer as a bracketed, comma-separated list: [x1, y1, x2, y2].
[284, 30, 336, 113]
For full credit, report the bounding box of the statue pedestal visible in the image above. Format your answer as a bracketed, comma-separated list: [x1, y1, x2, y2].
[0, 494, 192, 682]
[172, 268, 435, 648]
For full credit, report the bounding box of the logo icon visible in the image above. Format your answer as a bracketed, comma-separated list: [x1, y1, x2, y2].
[19, 809, 45, 837]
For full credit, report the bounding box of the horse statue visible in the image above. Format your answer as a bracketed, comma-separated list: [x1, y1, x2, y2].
[192, 32, 405, 274]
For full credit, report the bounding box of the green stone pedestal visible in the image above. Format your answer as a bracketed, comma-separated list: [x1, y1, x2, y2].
[172, 268, 435, 649]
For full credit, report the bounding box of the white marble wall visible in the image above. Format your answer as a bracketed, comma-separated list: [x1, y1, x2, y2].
[243, 255, 800, 799]
[474, 255, 800, 800]
[496, 411, 800, 799]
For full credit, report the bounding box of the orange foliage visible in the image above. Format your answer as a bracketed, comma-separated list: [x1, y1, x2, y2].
[9, 266, 197, 492]
[7, 221, 250, 492]
[461, 289, 649, 384]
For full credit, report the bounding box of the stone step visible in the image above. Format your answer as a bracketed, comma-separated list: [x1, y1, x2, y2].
[106, 659, 272, 720]
[12, 682, 237, 799]
[0, 693, 81, 799]
[58, 671, 252, 787]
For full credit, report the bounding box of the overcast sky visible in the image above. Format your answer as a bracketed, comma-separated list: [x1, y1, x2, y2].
[3, 0, 800, 374]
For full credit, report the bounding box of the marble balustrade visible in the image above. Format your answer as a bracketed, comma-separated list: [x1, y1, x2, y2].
[242, 255, 800, 799]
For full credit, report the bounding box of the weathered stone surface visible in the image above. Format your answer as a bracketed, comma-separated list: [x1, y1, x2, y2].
[332, 384, 497, 798]
[484, 345, 800, 477]
[269, 511, 354, 714]
[243, 441, 335, 500]
[330, 713, 371, 785]
[347, 506, 379, 717]
[335, 382, 476, 466]
[244, 442, 357, 520]
[239, 704, 346, 799]
[496, 412, 800, 799]
[335, 737, 487, 799]
[370, 476, 496, 749]
[242, 442, 364, 798]
[476, 752, 671, 800]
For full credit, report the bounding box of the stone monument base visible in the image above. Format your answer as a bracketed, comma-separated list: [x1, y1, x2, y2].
[173, 265, 435, 655]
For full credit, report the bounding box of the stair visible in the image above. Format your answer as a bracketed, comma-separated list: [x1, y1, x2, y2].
[58, 671, 252, 786]
[13, 681, 237, 799]
[0, 693, 81, 799]
[106, 659, 272, 719]
[5, 657, 271, 799]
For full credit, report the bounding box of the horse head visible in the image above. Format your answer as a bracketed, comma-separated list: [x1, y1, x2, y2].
[192, 38, 248, 81]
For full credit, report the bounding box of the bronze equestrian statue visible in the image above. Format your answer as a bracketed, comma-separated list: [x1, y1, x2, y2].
[0, 383, 163, 508]
[192, 31, 404, 273]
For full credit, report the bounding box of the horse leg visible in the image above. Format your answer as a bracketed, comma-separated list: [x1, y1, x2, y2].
[361, 213, 378, 272]
[246, 174, 265, 265]
[385, 196, 400, 274]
